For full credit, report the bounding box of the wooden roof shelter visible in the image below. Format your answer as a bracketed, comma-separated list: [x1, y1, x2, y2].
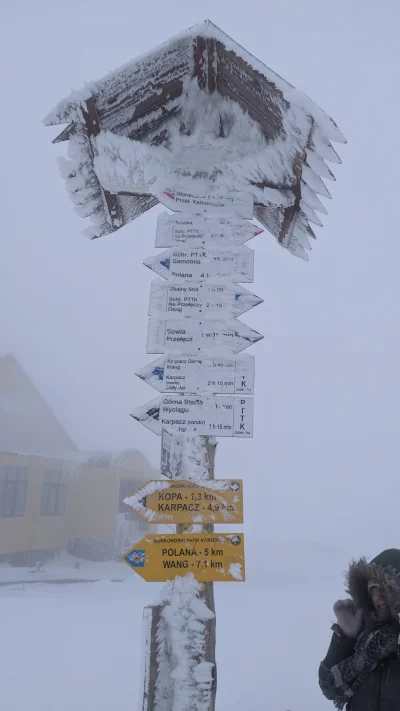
[44, 20, 345, 259]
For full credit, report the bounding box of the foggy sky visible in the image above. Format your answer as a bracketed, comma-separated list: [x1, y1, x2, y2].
[2, 0, 400, 557]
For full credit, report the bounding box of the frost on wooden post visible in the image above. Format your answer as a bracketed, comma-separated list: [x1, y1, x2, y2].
[154, 574, 216, 711]
[45, 20, 345, 260]
[91, 77, 313, 213]
[167, 432, 213, 482]
[57, 127, 113, 239]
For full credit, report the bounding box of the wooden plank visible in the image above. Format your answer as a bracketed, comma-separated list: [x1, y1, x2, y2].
[175, 436, 217, 710]
[276, 150, 303, 243]
[194, 36, 207, 89]
[253, 203, 283, 237]
[52, 122, 76, 144]
[81, 97, 101, 137]
[217, 66, 282, 141]
[97, 38, 192, 114]
[129, 107, 179, 142]
[140, 605, 165, 711]
[194, 37, 217, 92]
[202, 439, 217, 710]
[81, 97, 123, 231]
[207, 39, 217, 93]
[130, 78, 183, 124]
[103, 190, 122, 225]
[215, 42, 287, 141]
[117, 193, 159, 224]
[95, 40, 192, 136]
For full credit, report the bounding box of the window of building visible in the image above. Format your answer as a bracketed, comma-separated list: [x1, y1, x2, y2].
[40, 471, 67, 516]
[0, 466, 28, 517]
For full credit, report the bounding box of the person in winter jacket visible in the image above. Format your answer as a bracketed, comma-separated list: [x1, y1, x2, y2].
[319, 549, 400, 710]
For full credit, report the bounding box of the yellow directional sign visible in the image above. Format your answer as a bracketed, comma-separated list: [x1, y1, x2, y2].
[123, 479, 243, 524]
[122, 533, 245, 582]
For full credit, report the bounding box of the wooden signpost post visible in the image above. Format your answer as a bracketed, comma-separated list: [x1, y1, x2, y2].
[44, 19, 345, 711]
[131, 194, 260, 711]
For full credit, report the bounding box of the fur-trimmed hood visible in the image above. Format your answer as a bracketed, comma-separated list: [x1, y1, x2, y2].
[346, 548, 400, 621]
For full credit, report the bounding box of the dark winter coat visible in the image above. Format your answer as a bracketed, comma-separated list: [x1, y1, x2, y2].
[319, 549, 400, 711]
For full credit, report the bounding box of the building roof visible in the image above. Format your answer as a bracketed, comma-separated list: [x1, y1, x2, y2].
[0, 354, 78, 456]
[44, 20, 345, 260]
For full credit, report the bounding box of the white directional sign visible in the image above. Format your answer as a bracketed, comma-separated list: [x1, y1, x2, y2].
[131, 395, 254, 437]
[136, 353, 255, 394]
[148, 280, 262, 318]
[146, 318, 263, 354]
[155, 212, 263, 248]
[159, 190, 253, 219]
[144, 246, 254, 282]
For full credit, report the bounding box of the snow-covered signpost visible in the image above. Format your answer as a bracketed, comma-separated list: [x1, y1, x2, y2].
[129, 198, 258, 711]
[44, 18, 345, 711]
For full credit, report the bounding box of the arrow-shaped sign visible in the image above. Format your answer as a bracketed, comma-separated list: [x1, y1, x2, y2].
[146, 318, 263, 354]
[136, 353, 255, 394]
[123, 479, 244, 524]
[156, 212, 263, 248]
[144, 246, 254, 282]
[131, 395, 254, 437]
[148, 279, 262, 318]
[159, 190, 253, 219]
[122, 532, 245, 582]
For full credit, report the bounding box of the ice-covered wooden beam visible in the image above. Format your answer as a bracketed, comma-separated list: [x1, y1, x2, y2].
[44, 19, 345, 258]
[194, 36, 217, 93]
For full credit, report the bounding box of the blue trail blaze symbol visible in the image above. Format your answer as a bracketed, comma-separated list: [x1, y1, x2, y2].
[152, 366, 164, 381]
[125, 550, 145, 567]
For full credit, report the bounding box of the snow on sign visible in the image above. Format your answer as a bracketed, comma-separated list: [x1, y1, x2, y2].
[147, 318, 263, 354]
[155, 212, 263, 248]
[131, 395, 254, 437]
[122, 532, 245, 582]
[136, 353, 255, 394]
[159, 190, 253, 219]
[148, 279, 262, 318]
[123, 479, 244, 525]
[144, 246, 254, 282]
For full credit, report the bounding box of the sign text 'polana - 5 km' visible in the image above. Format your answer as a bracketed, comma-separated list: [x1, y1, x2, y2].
[123, 533, 245, 582]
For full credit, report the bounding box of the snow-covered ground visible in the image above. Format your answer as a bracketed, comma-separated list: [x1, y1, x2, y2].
[1, 541, 346, 711]
[0, 552, 131, 586]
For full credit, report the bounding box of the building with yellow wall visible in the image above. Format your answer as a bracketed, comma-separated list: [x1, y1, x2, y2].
[0, 355, 159, 566]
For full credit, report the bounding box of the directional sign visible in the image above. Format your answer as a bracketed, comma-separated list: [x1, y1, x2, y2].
[122, 532, 245, 582]
[136, 353, 255, 394]
[144, 246, 254, 282]
[131, 395, 254, 437]
[123, 479, 244, 524]
[159, 190, 253, 219]
[155, 212, 263, 248]
[146, 318, 263, 354]
[148, 280, 262, 318]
